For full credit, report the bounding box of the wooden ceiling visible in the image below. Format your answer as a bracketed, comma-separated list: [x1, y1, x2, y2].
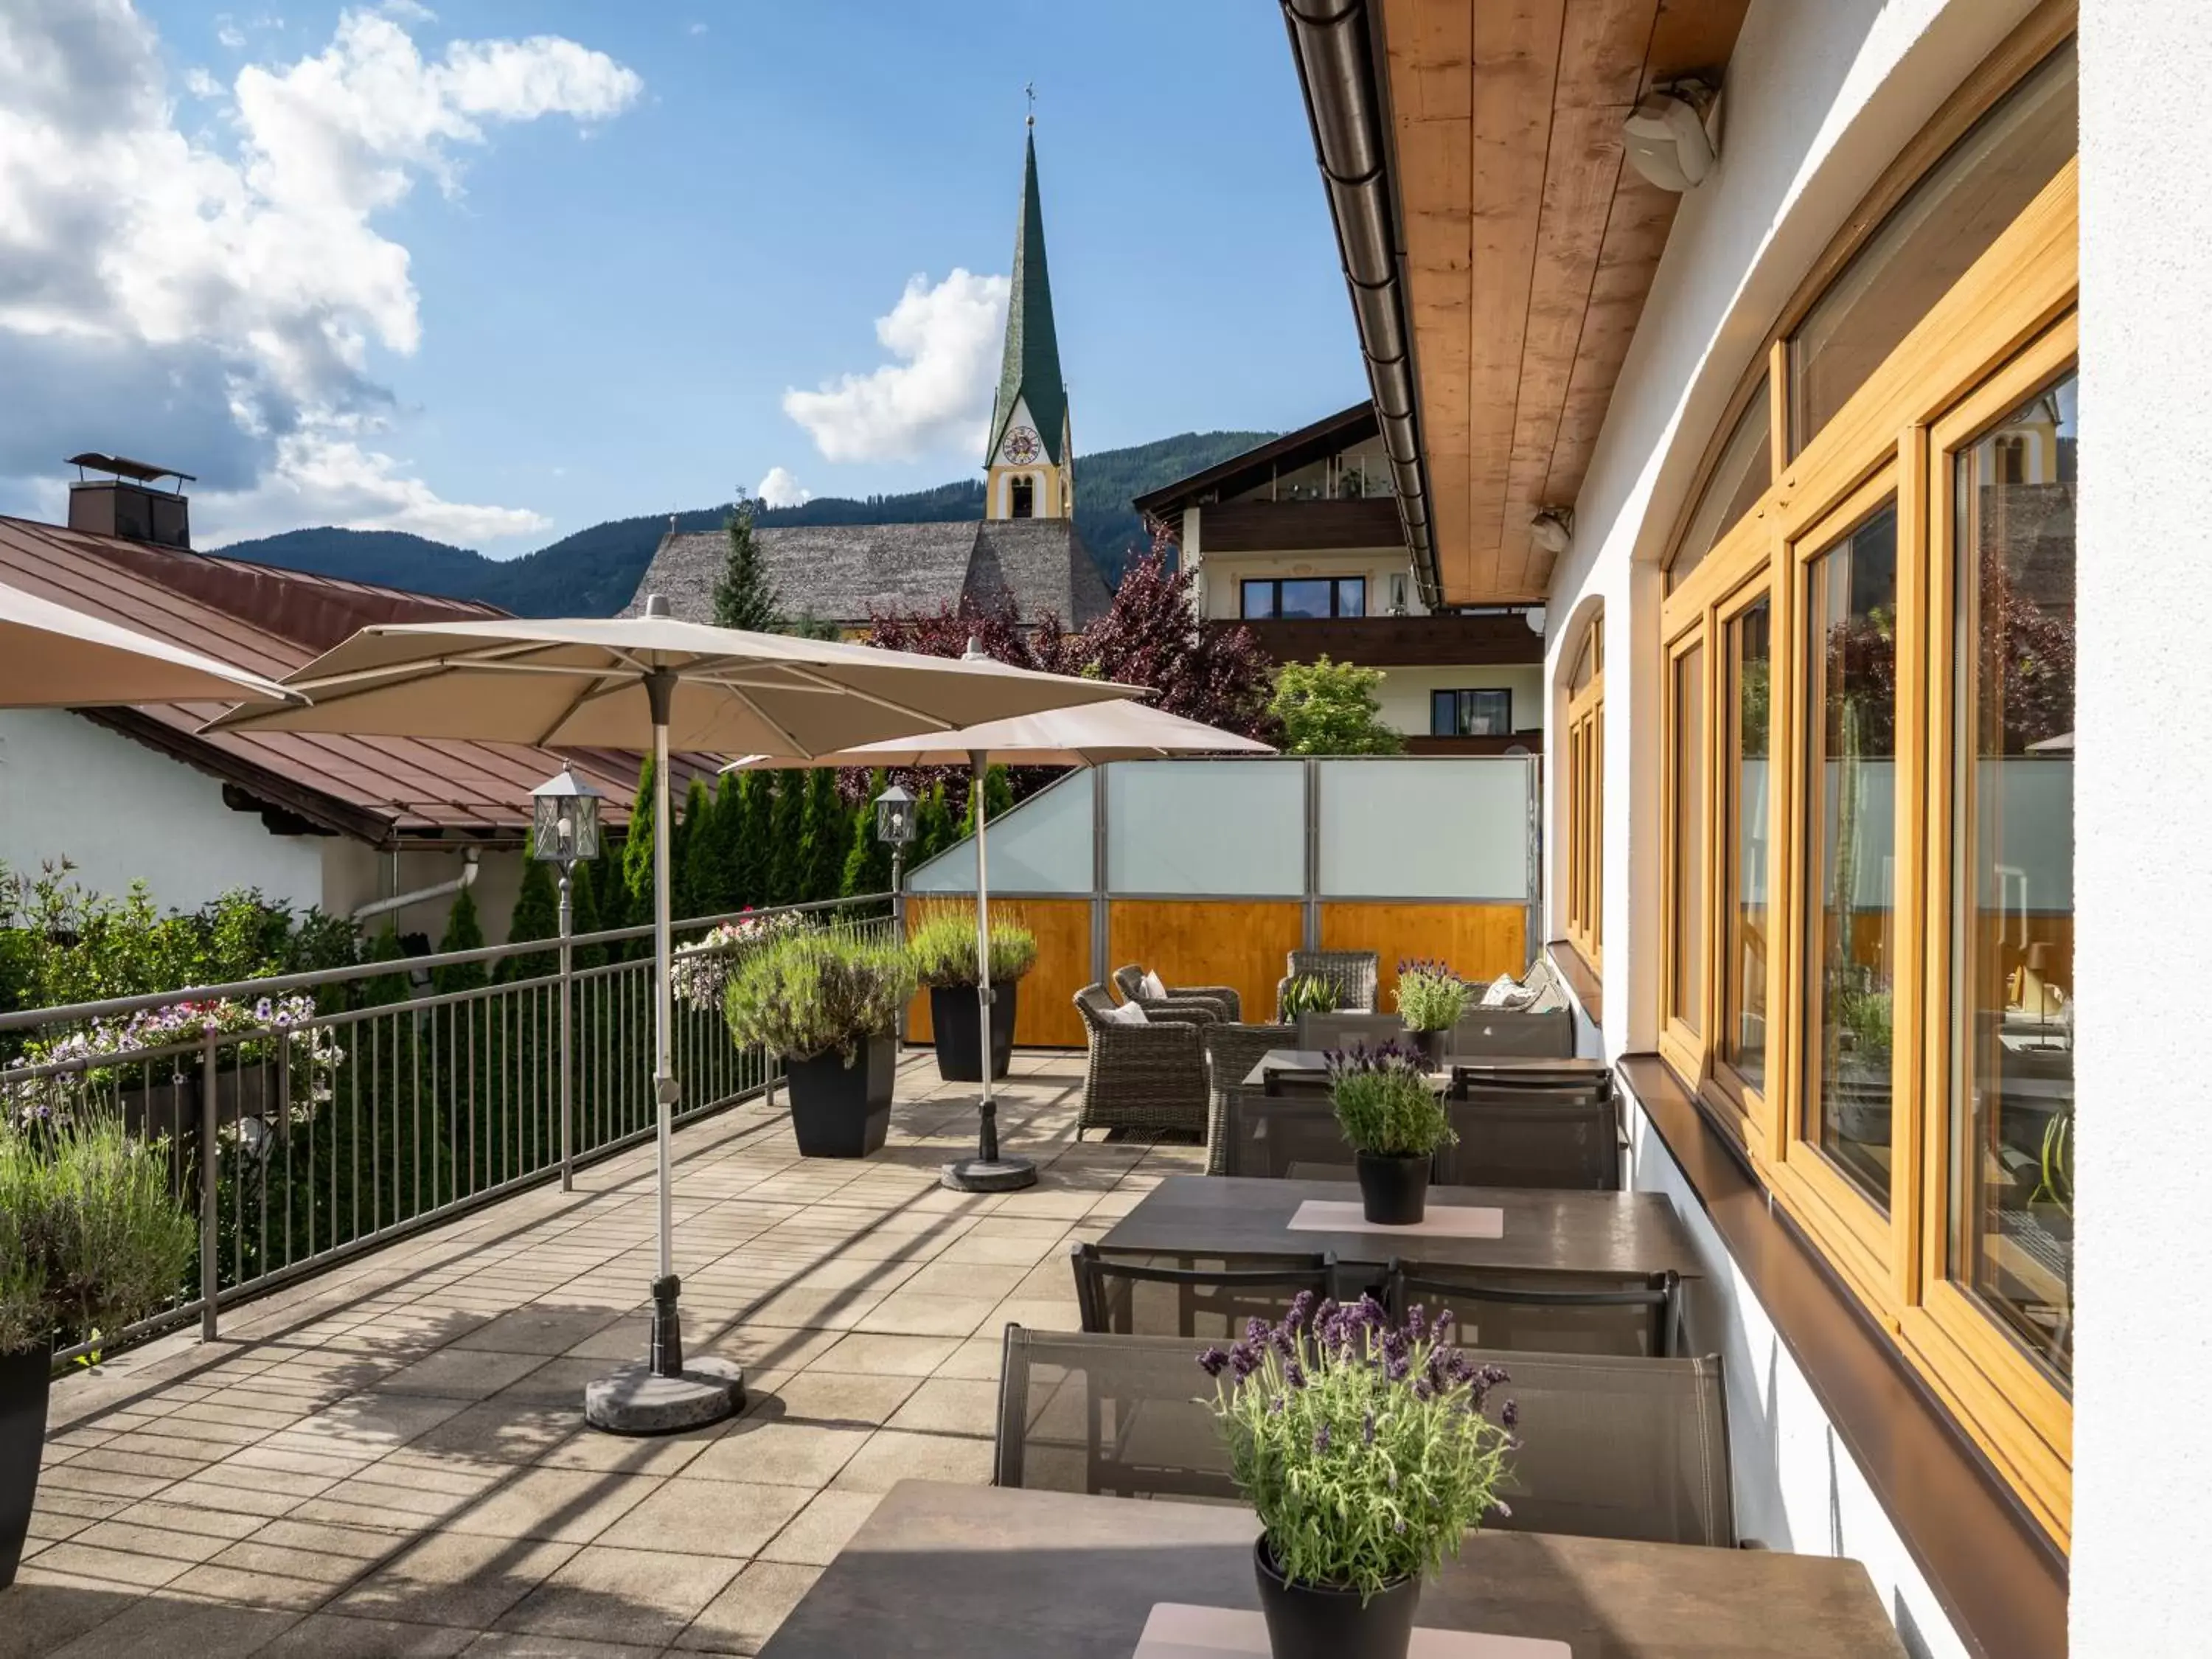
[1379, 0, 1752, 604]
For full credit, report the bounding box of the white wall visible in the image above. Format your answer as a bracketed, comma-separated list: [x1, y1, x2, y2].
[2070, 4, 2212, 1653]
[1374, 664, 1544, 740]
[1196, 546, 1422, 621]
[0, 709, 324, 916]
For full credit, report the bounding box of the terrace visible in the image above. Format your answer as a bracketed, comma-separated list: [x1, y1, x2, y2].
[10, 1051, 1169, 1658]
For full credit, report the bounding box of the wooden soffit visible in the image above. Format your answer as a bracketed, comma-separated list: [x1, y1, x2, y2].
[1379, 0, 1750, 604]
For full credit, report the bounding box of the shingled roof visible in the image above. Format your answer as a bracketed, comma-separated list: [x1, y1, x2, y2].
[626, 518, 1110, 630]
[0, 515, 708, 845]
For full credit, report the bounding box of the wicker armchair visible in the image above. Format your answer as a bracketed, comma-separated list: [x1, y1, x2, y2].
[1277, 949, 1380, 1018]
[1201, 1020, 1296, 1175]
[1110, 964, 1241, 1025]
[1074, 984, 1209, 1140]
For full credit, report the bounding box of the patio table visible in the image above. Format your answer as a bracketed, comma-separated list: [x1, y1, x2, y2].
[1245, 1048, 1613, 1092]
[753, 1479, 1907, 1659]
[1097, 1175, 1703, 1279]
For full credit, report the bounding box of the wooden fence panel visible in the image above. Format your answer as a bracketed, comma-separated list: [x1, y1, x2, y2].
[1319, 902, 1528, 1011]
[1107, 900, 1306, 1024]
[905, 897, 1091, 1048]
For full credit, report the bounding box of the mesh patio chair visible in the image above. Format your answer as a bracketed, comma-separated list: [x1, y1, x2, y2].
[1112, 964, 1242, 1025]
[1385, 1264, 1687, 1357]
[1072, 984, 1209, 1141]
[1221, 1091, 1358, 1181]
[1279, 949, 1379, 1016]
[1203, 1022, 1296, 1175]
[1446, 1004, 1576, 1059]
[1455, 1349, 1739, 1546]
[993, 1325, 1239, 1501]
[1436, 1090, 1621, 1190]
[1294, 1010, 1408, 1057]
[1071, 1241, 1335, 1338]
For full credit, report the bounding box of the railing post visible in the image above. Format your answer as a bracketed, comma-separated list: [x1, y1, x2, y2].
[558, 869, 575, 1193]
[200, 1027, 219, 1341]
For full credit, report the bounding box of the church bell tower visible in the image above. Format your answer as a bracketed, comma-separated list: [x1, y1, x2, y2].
[984, 107, 1074, 521]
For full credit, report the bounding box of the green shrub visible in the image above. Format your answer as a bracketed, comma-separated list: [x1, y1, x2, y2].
[1200, 1296, 1513, 1601]
[1329, 1048, 1455, 1157]
[723, 928, 915, 1062]
[1278, 973, 1339, 1019]
[1393, 959, 1472, 1033]
[904, 914, 1037, 988]
[0, 1110, 196, 1355]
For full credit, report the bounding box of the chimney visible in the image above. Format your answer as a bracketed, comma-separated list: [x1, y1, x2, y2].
[65, 453, 194, 549]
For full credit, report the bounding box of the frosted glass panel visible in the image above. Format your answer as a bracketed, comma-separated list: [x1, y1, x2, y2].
[1317, 759, 1533, 900]
[1107, 761, 1305, 895]
[908, 768, 1093, 894]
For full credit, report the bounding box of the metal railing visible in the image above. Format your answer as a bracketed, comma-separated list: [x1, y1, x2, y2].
[0, 893, 895, 1361]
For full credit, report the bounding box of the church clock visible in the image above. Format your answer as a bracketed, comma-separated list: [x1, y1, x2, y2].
[1001, 426, 1041, 465]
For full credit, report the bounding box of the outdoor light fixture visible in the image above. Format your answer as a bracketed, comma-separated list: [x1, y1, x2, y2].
[530, 766, 602, 869]
[1529, 509, 1574, 557]
[874, 782, 917, 849]
[1623, 86, 1717, 192]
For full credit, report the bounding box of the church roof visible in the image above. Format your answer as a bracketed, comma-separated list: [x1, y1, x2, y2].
[987, 131, 1069, 467]
[623, 518, 1110, 630]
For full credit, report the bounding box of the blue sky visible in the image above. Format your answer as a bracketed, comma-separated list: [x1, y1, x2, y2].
[1, 1, 1363, 552]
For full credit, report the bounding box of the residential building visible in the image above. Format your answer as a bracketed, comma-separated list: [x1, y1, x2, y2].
[628, 125, 1109, 632]
[0, 471, 698, 942]
[1280, 1, 2170, 1653]
[1134, 406, 1545, 750]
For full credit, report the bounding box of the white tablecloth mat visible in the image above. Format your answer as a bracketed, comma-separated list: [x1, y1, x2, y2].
[1285, 1200, 1504, 1239]
[1133, 1602, 1570, 1658]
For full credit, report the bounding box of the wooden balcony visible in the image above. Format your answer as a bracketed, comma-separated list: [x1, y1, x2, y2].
[1199, 498, 1405, 553]
[1216, 611, 1542, 668]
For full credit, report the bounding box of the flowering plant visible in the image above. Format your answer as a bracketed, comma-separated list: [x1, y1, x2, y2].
[1327, 1046, 1455, 1158]
[1393, 959, 1472, 1033]
[1200, 1294, 1514, 1601]
[670, 909, 805, 1012]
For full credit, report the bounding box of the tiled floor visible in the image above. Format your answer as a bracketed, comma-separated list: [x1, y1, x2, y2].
[7, 1052, 1196, 1658]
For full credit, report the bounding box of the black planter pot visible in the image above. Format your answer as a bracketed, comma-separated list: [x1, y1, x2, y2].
[928, 983, 1018, 1083]
[785, 1036, 896, 1158]
[1253, 1535, 1421, 1659]
[1405, 1027, 1448, 1069]
[0, 1345, 52, 1590]
[1355, 1151, 1430, 1225]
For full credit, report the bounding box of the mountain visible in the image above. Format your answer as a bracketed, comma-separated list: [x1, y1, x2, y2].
[213, 430, 1276, 617]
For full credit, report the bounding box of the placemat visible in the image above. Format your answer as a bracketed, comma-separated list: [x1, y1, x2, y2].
[1285, 1200, 1504, 1239]
[1133, 1602, 1571, 1658]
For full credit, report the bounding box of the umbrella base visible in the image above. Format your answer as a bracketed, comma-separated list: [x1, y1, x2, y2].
[940, 1154, 1037, 1193]
[582, 1357, 744, 1436]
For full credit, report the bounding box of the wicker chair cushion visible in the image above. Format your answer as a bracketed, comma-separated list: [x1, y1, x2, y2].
[1098, 1001, 1150, 1026]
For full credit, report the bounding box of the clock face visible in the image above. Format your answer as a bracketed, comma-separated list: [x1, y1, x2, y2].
[1003, 426, 1041, 465]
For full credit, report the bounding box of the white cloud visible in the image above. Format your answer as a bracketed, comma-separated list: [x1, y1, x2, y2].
[687, 21, 708, 35]
[755, 466, 810, 509]
[198, 431, 552, 546]
[216, 20, 246, 50]
[0, 1, 640, 542]
[782, 268, 1009, 464]
[184, 65, 220, 97]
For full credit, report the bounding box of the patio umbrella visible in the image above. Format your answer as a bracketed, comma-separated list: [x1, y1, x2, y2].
[0, 580, 299, 707]
[726, 683, 1275, 1193]
[206, 597, 1139, 1431]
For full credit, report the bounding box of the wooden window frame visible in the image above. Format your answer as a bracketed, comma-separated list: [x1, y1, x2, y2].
[1647, 44, 2080, 1539]
[1563, 615, 1604, 971]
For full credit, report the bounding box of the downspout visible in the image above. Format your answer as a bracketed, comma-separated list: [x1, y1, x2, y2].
[1281, 0, 1441, 611]
[352, 846, 480, 924]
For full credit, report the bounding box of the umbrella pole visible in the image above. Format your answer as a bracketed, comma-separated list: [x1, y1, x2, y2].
[584, 666, 742, 1432]
[941, 750, 1036, 1192]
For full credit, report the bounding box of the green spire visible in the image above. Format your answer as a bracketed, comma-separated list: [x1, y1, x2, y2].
[987, 127, 1068, 467]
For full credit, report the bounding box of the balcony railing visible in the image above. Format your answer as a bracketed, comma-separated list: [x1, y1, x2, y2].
[0, 893, 894, 1362]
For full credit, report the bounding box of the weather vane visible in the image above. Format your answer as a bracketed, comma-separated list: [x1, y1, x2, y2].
[1026, 81, 1035, 128]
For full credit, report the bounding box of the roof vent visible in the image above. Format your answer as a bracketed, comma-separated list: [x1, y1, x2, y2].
[65, 453, 194, 549]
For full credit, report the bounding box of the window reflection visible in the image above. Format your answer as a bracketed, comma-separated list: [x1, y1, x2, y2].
[1951, 369, 2076, 1382]
[1804, 500, 1899, 1209]
[1722, 598, 1772, 1091]
[1670, 375, 1771, 592]
[1672, 644, 1705, 1035]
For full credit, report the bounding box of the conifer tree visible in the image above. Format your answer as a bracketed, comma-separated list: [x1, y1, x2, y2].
[712, 498, 785, 632]
[568, 858, 607, 970]
[672, 776, 711, 921]
[496, 858, 560, 982]
[768, 771, 807, 905]
[709, 772, 745, 913]
[963, 763, 1015, 834]
[431, 886, 488, 995]
[801, 771, 847, 902]
[733, 772, 773, 908]
[358, 919, 413, 1006]
[842, 768, 895, 897]
[914, 780, 954, 866]
[622, 757, 657, 913]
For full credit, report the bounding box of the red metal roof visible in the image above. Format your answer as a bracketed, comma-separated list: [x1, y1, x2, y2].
[0, 515, 707, 844]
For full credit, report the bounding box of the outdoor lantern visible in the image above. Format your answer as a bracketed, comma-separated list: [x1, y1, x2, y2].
[530, 766, 603, 868]
[874, 782, 917, 848]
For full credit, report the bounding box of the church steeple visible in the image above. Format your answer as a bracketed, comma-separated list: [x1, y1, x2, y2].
[985, 108, 1074, 521]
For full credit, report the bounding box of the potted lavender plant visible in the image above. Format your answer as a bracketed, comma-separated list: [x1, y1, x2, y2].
[1199, 1295, 1515, 1659]
[1329, 1046, 1455, 1225]
[1391, 961, 1471, 1068]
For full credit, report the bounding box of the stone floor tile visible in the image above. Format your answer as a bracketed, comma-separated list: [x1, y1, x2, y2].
[440, 1465, 660, 1545]
[258, 1612, 477, 1658]
[24, 1539, 198, 1591]
[495, 1545, 741, 1648]
[753, 1369, 918, 1428]
[883, 1376, 1001, 1436]
[827, 1427, 996, 1493]
[44, 1590, 300, 1659]
[685, 1419, 869, 1488]
[465, 1632, 664, 1658]
[452, 1308, 626, 1357]
[0, 1567, 144, 1659]
[755, 1489, 882, 1567]
[609, 1477, 808, 1558]
[335, 1531, 580, 1630]
[409, 1399, 584, 1464]
[806, 1330, 959, 1377]
[672, 1560, 821, 1654]
[847, 1294, 997, 1338]
[381, 1349, 554, 1400]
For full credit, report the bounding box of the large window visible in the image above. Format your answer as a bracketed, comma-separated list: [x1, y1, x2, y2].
[1562, 616, 1603, 970]
[1653, 27, 2076, 1543]
[1430, 688, 1512, 738]
[1242, 577, 1366, 619]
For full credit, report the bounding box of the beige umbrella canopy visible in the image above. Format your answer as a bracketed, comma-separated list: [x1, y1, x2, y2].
[0, 579, 299, 707]
[726, 694, 1275, 1194]
[209, 597, 1142, 1431]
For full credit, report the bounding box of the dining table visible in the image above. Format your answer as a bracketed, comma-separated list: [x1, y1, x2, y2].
[1247, 1048, 1614, 1093]
[752, 1479, 1910, 1659]
[1096, 1175, 1704, 1281]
